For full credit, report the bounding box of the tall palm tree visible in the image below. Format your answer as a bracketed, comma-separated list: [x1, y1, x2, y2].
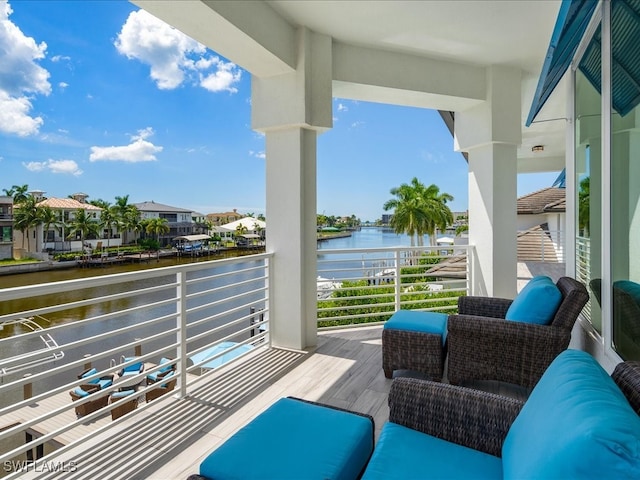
[384, 178, 429, 246]
[421, 184, 454, 246]
[13, 195, 39, 251]
[67, 209, 100, 247]
[113, 195, 139, 245]
[100, 205, 118, 249]
[383, 177, 454, 247]
[38, 205, 58, 250]
[3, 184, 29, 204]
[145, 217, 170, 244]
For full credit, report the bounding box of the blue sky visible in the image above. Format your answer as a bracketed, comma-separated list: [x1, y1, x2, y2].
[0, 0, 559, 222]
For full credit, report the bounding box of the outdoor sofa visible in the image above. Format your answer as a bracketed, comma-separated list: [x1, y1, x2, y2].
[364, 349, 640, 478]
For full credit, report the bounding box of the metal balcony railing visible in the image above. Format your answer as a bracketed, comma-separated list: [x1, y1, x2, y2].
[0, 253, 271, 465]
[316, 245, 472, 327]
[517, 229, 565, 263]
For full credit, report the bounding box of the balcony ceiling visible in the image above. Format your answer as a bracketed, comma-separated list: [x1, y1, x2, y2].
[135, 0, 567, 173]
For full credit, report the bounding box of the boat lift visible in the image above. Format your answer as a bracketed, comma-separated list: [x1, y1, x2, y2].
[0, 315, 64, 378]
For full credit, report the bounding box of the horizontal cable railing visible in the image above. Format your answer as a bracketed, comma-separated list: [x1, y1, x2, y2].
[316, 245, 472, 327]
[517, 229, 565, 263]
[0, 253, 271, 467]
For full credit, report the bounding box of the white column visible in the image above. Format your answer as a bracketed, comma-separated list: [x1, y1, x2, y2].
[455, 66, 521, 298]
[252, 28, 332, 350]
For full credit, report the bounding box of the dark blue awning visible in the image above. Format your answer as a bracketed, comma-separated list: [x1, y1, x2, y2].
[579, 0, 640, 117]
[526, 0, 598, 126]
[528, 0, 640, 126]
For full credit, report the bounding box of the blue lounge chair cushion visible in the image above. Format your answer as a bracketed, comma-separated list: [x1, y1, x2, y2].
[200, 397, 373, 480]
[81, 368, 98, 382]
[121, 357, 143, 374]
[96, 377, 113, 389]
[158, 357, 174, 373]
[159, 370, 174, 388]
[502, 350, 640, 479]
[111, 389, 135, 399]
[505, 275, 562, 324]
[384, 310, 448, 344]
[362, 422, 502, 480]
[73, 387, 91, 397]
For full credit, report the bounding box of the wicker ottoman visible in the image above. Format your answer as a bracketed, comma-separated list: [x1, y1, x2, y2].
[382, 310, 448, 381]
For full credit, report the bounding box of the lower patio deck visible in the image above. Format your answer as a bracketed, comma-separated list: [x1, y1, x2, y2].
[16, 325, 391, 480]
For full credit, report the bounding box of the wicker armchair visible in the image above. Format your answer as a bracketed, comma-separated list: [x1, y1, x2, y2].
[447, 276, 589, 389]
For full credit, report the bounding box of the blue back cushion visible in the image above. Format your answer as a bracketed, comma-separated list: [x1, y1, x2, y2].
[502, 350, 640, 479]
[505, 276, 562, 324]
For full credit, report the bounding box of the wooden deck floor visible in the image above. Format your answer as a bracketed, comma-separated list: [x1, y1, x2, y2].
[13, 325, 391, 480]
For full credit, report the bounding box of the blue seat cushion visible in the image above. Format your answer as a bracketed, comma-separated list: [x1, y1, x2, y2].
[505, 275, 562, 324]
[158, 357, 174, 373]
[72, 387, 91, 397]
[81, 368, 99, 384]
[96, 377, 113, 389]
[200, 397, 374, 480]
[122, 357, 143, 374]
[502, 350, 640, 479]
[384, 310, 448, 344]
[362, 422, 502, 480]
[110, 389, 135, 399]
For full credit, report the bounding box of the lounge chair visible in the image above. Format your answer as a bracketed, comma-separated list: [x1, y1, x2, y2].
[69, 384, 109, 417]
[146, 370, 177, 403]
[78, 367, 114, 390]
[146, 357, 175, 384]
[109, 389, 139, 420]
[447, 276, 589, 388]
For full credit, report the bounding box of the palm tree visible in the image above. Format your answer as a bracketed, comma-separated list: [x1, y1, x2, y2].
[3, 184, 29, 204]
[67, 209, 100, 247]
[38, 205, 58, 251]
[14, 195, 39, 251]
[384, 178, 429, 246]
[113, 195, 139, 245]
[100, 205, 118, 249]
[383, 177, 454, 247]
[578, 177, 590, 236]
[421, 184, 454, 246]
[144, 217, 170, 244]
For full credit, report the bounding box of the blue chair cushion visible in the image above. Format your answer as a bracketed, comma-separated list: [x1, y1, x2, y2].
[158, 357, 174, 373]
[614, 280, 640, 304]
[362, 422, 502, 480]
[505, 275, 562, 324]
[81, 368, 98, 383]
[502, 350, 640, 479]
[72, 387, 91, 397]
[200, 397, 374, 480]
[111, 389, 135, 399]
[122, 357, 143, 374]
[384, 310, 448, 344]
[96, 377, 113, 389]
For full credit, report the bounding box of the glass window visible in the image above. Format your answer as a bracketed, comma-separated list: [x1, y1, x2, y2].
[575, 66, 602, 333]
[610, 0, 640, 360]
[2, 226, 11, 242]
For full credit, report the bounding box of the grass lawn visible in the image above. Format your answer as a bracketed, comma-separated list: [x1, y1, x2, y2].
[0, 258, 41, 266]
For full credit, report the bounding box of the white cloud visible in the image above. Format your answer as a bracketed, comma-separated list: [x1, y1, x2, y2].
[51, 54, 70, 62]
[350, 121, 365, 129]
[0, 90, 43, 136]
[115, 9, 241, 93]
[249, 150, 265, 159]
[0, 0, 51, 136]
[23, 158, 83, 176]
[89, 127, 163, 163]
[199, 58, 241, 93]
[58, 81, 68, 89]
[337, 103, 348, 112]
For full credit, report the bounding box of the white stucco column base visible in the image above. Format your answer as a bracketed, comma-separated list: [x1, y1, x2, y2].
[252, 28, 332, 350]
[455, 66, 521, 298]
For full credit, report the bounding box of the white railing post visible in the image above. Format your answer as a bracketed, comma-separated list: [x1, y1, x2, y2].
[394, 249, 402, 310]
[176, 270, 188, 398]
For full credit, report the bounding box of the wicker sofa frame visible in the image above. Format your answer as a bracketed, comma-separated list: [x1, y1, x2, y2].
[388, 359, 640, 458]
[447, 276, 589, 389]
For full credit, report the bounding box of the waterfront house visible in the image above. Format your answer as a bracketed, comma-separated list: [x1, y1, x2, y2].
[205, 209, 244, 227]
[1, 1, 638, 478]
[135, 200, 195, 247]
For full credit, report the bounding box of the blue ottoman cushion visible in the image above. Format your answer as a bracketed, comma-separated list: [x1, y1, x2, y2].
[200, 397, 374, 480]
[362, 422, 502, 480]
[384, 310, 448, 344]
